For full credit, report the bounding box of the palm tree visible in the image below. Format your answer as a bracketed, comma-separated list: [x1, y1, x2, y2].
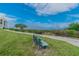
[15, 24, 27, 31]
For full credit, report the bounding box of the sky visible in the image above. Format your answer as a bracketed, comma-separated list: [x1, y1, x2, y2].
[0, 3, 79, 30]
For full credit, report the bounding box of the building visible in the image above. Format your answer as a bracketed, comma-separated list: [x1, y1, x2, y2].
[0, 17, 7, 28]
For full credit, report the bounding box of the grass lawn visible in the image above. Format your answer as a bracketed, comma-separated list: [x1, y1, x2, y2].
[0, 29, 79, 56]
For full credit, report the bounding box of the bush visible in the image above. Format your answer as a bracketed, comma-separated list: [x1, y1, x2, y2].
[52, 30, 65, 36]
[74, 31, 79, 38]
[65, 30, 76, 37]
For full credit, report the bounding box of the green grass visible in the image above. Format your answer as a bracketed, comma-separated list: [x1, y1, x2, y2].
[0, 29, 79, 56]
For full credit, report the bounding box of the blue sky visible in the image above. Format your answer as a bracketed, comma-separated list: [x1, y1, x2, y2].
[0, 3, 79, 30]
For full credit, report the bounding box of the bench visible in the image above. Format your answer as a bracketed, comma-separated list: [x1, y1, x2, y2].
[32, 34, 48, 49]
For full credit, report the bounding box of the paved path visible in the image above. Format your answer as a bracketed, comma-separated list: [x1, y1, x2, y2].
[5, 30, 79, 47]
[45, 35, 79, 47]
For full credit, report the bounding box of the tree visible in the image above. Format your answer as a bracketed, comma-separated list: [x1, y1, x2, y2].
[68, 23, 79, 31]
[15, 24, 27, 31]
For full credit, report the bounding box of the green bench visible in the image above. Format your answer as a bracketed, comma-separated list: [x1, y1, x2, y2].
[32, 34, 48, 49]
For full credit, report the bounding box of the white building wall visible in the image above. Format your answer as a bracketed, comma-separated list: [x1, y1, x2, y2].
[0, 18, 6, 28]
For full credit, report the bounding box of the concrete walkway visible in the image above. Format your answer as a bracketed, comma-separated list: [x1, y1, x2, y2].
[45, 35, 79, 47]
[5, 30, 79, 47]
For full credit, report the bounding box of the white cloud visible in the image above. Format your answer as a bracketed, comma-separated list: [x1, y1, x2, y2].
[69, 14, 79, 18]
[25, 20, 70, 30]
[0, 13, 17, 21]
[73, 19, 79, 23]
[67, 14, 79, 23]
[27, 3, 78, 15]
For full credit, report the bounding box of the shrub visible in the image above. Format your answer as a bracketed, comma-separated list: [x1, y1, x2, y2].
[65, 30, 76, 37]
